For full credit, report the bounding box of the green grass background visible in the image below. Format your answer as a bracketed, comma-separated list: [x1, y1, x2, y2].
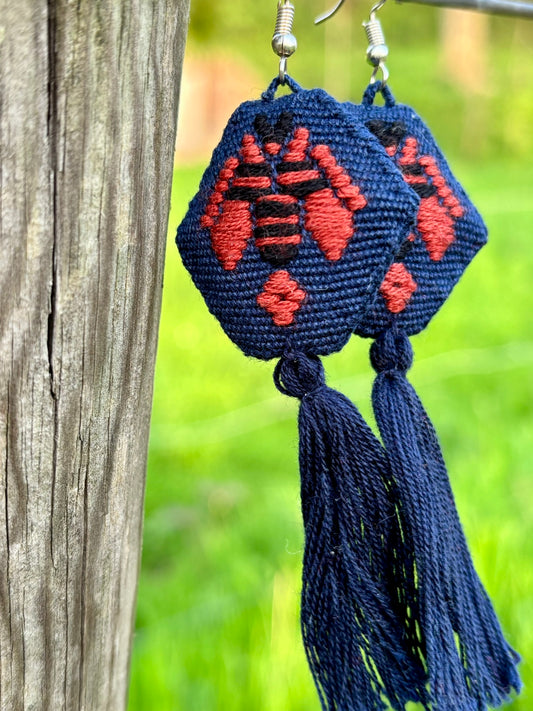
[127, 155, 533, 710]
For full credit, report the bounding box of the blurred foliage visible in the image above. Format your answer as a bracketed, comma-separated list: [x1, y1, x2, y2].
[128, 160, 533, 710]
[186, 0, 533, 160]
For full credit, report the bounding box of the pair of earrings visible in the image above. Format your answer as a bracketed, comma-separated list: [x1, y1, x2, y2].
[176, 2, 521, 709]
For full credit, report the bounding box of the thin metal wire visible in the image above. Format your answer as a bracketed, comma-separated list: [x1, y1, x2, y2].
[279, 57, 288, 83]
[370, 0, 389, 13]
[315, 0, 346, 24]
[316, 0, 533, 20]
[397, 0, 533, 17]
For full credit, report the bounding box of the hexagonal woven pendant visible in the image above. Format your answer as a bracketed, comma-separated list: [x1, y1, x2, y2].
[177, 80, 419, 359]
[346, 84, 488, 338]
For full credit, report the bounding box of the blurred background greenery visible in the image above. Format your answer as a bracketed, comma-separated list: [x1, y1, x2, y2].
[128, 1, 533, 709]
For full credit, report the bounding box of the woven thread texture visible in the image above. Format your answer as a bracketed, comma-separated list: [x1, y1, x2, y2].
[177, 81, 418, 359]
[347, 83, 488, 338]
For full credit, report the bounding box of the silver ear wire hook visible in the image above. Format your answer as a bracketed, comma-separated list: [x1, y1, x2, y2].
[272, 1, 298, 84]
[315, 0, 388, 86]
[315, 0, 390, 87]
[363, 2, 390, 86]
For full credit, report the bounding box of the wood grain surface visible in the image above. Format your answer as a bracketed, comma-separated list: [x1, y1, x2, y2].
[0, 2, 190, 708]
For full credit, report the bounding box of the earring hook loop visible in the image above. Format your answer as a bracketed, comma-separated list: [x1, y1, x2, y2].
[315, 0, 391, 87]
[314, 0, 346, 24]
[370, 0, 388, 14]
[316, 0, 389, 25]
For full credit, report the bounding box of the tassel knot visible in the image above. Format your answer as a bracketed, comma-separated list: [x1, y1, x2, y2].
[274, 351, 325, 399]
[370, 327, 413, 374]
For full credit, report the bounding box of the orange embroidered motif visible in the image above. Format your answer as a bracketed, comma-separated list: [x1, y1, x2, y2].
[256, 270, 307, 326]
[380, 262, 417, 314]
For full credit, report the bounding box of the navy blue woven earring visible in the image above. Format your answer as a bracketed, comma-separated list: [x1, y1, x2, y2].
[347, 79, 522, 710]
[176, 73, 433, 709]
[176, 3, 521, 709]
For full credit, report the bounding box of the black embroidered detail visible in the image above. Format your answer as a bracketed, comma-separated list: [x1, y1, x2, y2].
[255, 201, 300, 219]
[277, 161, 314, 173]
[254, 112, 294, 145]
[366, 119, 408, 148]
[255, 223, 300, 239]
[225, 186, 272, 202]
[396, 239, 416, 261]
[411, 183, 437, 199]
[279, 178, 329, 198]
[236, 163, 273, 177]
[401, 163, 424, 177]
[258, 243, 300, 267]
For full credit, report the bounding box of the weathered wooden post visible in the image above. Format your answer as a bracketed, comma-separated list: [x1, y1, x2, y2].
[0, 2, 190, 709]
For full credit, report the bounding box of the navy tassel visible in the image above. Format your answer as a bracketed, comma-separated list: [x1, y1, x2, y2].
[370, 326, 521, 711]
[274, 351, 426, 711]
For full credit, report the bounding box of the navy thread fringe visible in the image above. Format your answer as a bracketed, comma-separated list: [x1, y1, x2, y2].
[370, 326, 522, 710]
[275, 351, 427, 711]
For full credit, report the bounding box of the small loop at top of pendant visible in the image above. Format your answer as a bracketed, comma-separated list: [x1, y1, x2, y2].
[362, 80, 395, 107]
[370, 61, 390, 87]
[279, 57, 288, 84]
[262, 74, 302, 101]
